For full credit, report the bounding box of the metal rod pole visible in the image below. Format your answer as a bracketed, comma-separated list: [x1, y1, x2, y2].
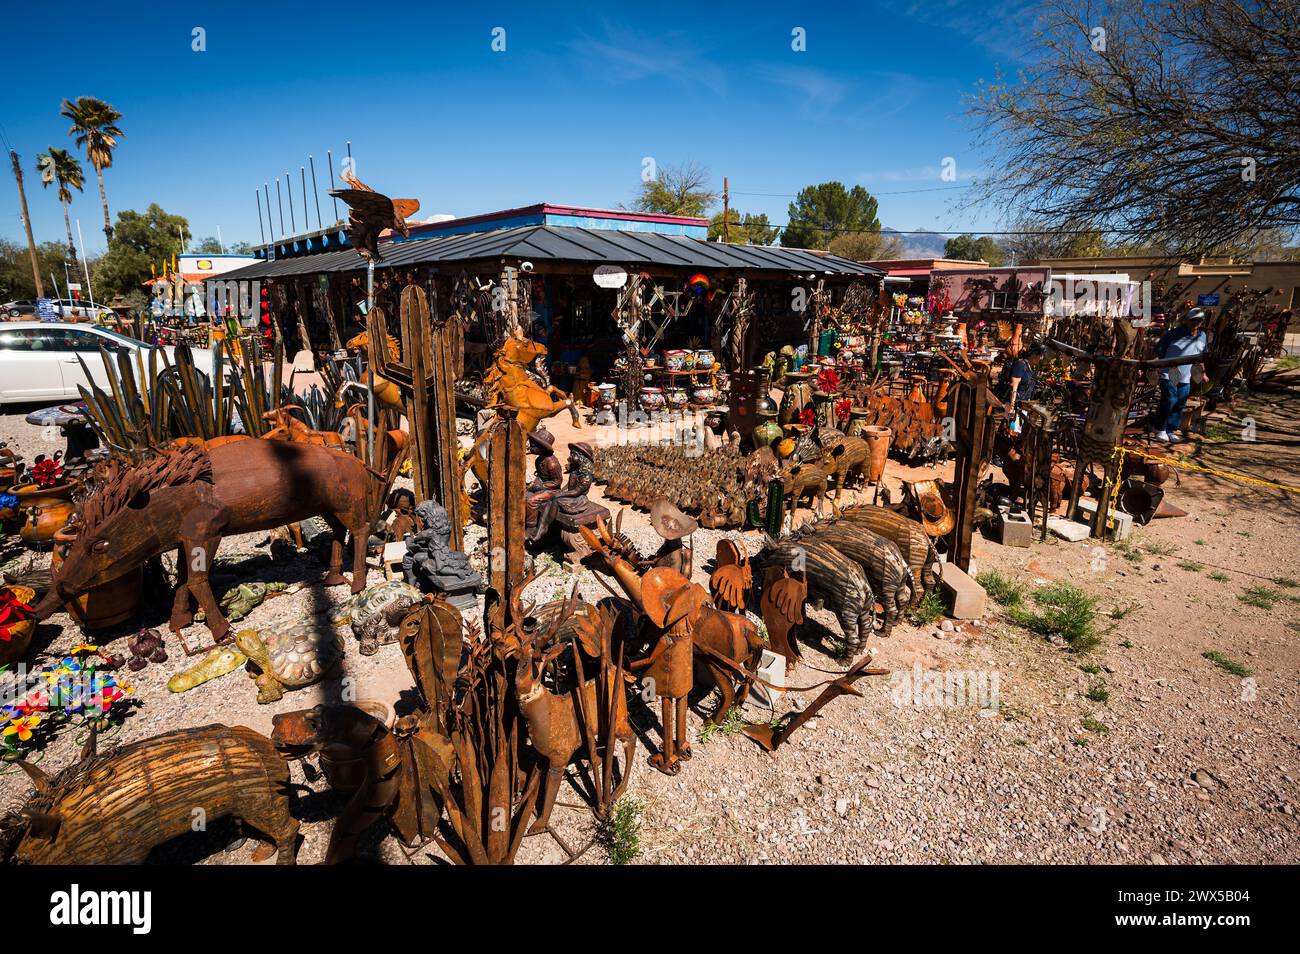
[309, 155, 322, 229]
[300, 166, 309, 233]
[256, 190, 266, 244]
[75, 218, 95, 307]
[366, 260, 375, 467]
[286, 173, 296, 234]
[327, 149, 339, 223]
[275, 180, 285, 238]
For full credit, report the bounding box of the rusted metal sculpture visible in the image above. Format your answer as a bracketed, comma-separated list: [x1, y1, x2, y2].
[709, 538, 752, 613]
[760, 564, 806, 672]
[743, 654, 889, 751]
[756, 537, 873, 654]
[790, 517, 913, 638]
[2, 726, 297, 864]
[34, 440, 396, 645]
[778, 459, 834, 528]
[271, 702, 428, 864]
[367, 284, 464, 547]
[514, 603, 635, 834]
[329, 170, 419, 263]
[838, 505, 940, 606]
[821, 434, 871, 501]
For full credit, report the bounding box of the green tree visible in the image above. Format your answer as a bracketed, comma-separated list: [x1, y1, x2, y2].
[0, 239, 83, 301]
[631, 161, 717, 218]
[193, 236, 224, 254]
[708, 209, 780, 245]
[36, 147, 85, 259]
[93, 204, 188, 299]
[967, 0, 1300, 258]
[943, 234, 1006, 265]
[782, 182, 881, 250]
[60, 96, 125, 241]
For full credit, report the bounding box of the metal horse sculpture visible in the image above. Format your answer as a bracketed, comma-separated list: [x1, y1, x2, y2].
[35, 441, 394, 645]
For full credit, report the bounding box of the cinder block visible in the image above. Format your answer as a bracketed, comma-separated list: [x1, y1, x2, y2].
[999, 510, 1034, 548]
[1074, 498, 1134, 541]
[382, 541, 408, 580]
[748, 649, 786, 707]
[1047, 516, 1092, 542]
[940, 562, 986, 619]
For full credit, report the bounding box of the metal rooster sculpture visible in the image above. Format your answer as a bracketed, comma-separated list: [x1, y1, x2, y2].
[330, 170, 420, 263]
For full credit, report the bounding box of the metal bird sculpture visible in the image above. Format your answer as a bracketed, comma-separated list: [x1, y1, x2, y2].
[330, 170, 420, 263]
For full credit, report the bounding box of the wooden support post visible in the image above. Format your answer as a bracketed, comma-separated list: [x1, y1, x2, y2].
[948, 368, 994, 572]
[486, 412, 526, 630]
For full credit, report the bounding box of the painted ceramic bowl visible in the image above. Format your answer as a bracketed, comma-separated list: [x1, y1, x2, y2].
[639, 387, 666, 411]
[691, 385, 717, 406]
[663, 350, 689, 372]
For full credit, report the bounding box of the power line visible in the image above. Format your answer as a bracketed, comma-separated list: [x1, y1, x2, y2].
[734, 184, 974, 198]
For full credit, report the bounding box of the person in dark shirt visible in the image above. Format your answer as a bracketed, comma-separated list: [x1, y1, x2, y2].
[996, 343, 1045, 406]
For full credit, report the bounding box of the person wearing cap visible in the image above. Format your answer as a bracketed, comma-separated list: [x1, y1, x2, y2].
[1152, 308, 1209, 443]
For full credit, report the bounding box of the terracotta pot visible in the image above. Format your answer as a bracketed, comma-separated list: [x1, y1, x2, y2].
[51, 525, 143, 632]
[0, 585, 37, 667]
[13, 480, 80, 548]
[863, 425, 892, 484]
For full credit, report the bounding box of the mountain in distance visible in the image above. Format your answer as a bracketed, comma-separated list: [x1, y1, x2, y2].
[882, 227, 948, 259]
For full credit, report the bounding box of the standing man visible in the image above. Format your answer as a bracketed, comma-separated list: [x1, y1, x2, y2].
[1152, 307, 1209, 443]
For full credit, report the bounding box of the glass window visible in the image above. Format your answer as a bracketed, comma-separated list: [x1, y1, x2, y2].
[37, 328, 117, 352]
[0, 329, 39, 351]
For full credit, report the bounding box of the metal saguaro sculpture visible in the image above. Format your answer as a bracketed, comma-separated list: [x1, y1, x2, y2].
[367, 283, 464, 549]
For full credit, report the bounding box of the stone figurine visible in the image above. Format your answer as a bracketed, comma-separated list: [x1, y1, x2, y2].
[403, 500, 485, 597]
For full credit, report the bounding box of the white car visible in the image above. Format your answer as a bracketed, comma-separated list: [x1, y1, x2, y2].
[0, 322, 225, 406]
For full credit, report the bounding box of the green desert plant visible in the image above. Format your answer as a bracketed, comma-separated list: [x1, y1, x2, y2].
[908, 590, 946, 625]
[1202, 650, 1251, 677]
[1238, 585, 1281, 610]
[977, 569, 1027, 607]
[1009, 582, 1102, 652]
[602, 796, 644, 865]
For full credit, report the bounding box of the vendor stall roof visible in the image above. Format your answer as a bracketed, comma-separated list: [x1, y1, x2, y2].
[217, 225, 881, 281]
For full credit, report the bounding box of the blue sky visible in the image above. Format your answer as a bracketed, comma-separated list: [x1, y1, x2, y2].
[0, 0, 1043, 254]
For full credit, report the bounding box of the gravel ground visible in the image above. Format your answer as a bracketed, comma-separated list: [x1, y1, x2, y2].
[2, 379, 1297, 866]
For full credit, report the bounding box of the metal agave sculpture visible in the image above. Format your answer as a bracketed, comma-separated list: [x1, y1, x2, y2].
[76, 338, 286, 451]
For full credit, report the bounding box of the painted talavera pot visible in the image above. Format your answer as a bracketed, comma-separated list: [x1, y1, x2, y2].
[662, 350, 689, 372]
[665, 387, 689, 411]
[639, 387, 666, 412]
[595, 383, 618, 409]
[691, 385, 717, 406]
[0, 585, 37, 667]
[14, 480, 80, 548]
[694, 349, 715, 371]
[52, 525, 143, 632]
[864, 425, 892, 484]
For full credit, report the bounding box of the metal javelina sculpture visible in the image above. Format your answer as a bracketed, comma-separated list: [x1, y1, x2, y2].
[755, 537, 874, 653]
[1, 725, 298, 865]
[838, 504, 940, 605]
[33, 441, 386, 644]
[791, 517, 913, 638]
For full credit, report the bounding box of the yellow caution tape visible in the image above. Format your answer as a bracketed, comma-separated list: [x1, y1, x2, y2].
[1114, 445, 1300, 494]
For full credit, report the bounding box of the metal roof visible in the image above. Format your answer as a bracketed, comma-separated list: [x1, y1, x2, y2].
[215, 225, 880, 282]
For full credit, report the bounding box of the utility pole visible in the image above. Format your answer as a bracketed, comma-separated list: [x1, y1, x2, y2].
[10, 150, 44, 297]
[722, 176, 730, 244]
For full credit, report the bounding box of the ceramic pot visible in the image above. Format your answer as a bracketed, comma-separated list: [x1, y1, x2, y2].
[864, 425, 892, 484]
[665, 387, 689, 410]
[691, 385, 717, 406]
[694, 349, 715, 371]
[663, 350, 689, 372]
[639, 387, 666, 412]
[595, 383, 618, 410]
[13, 480, 80, 548]
[779, 372, 815, 425]
[51, 525, 143, 632]
[812, 390, 836, 428]
[846, 406, 870, 437]
[0, 585, 37, 667]
[753, 412, 782, 449]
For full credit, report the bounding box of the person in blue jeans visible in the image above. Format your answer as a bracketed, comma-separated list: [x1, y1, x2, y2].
[1153, 308, 1209, 443]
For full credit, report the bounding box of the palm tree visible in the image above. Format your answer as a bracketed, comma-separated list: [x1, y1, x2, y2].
[36, 147, 85, 259]
[59, 96, 124, 241]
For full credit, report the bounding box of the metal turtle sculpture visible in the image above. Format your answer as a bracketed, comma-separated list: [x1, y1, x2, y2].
[234, 625, 344, 704]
